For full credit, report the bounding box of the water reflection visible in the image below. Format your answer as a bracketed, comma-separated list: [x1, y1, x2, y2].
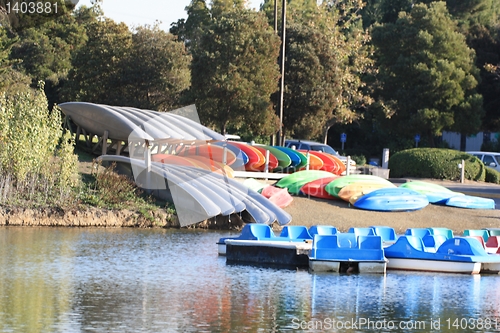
[0, 227, 498, 332]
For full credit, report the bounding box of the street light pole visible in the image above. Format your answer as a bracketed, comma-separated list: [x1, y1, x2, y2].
[277, 0, 286, 146]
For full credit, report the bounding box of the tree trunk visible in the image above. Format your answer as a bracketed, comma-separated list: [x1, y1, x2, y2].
[460, 133, 466, 151]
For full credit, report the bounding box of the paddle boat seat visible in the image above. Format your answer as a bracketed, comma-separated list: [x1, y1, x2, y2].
[370, 226, 397, 243]
[463, 229, 489, 242]
[237, 223, 276, 240]
[279, 226, 313, 240]
[486, 229, 500, 237]
[422, 235, 448, 253]
[436, 237, 489, 256]
[309, 225, 338, 236]
[348, 227, 375, 239]
[485, 236, 500, 254]
[405, 228, 431, 239]
[466, 236, 486, 249]
[428, 227, 454, 239]
[311, 234, 385, 261]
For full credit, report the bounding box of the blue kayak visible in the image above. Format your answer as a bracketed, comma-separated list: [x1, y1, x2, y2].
[213, 141, 249, 166]
[445, 195, 495, 210]
[353, 188, 429, 212]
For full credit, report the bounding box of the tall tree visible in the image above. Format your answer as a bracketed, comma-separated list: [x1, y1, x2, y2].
[189, 7, 281, 135]
[372, 2, 483, 145]
[64, 18, 132, 105]
[121, 26, 191, 111]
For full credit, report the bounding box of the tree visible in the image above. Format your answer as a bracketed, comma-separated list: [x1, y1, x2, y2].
[371, 2, 483, 146]
[64, 18, 132, 105]
[121, 25, 191, 111]
[189, 7, 281, 136]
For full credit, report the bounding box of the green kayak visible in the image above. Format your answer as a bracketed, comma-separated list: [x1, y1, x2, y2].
[259, 145, 292, 168]
[276, 170, 334, 195]
[325, 174, 394, 197]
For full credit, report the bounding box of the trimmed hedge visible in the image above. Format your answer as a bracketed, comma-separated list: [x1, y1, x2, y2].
[485, 167, 500, 184]
[389, 148, 485, 181]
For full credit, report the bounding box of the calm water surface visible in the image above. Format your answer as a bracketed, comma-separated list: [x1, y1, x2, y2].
[0, 227, 499, 333]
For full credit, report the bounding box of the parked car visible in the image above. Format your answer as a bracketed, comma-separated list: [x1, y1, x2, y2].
[466, 151, 500, 172]
[284, 139, 356, 171]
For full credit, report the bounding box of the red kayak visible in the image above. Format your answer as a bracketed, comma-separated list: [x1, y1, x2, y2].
[300, 176, 339, 200]
[226, 142, 265, 171]
[253, 146, 279, 171]
[179, 144, 237, 166]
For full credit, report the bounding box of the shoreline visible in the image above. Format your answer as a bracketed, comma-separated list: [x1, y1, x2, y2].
[0, 177, 498, 232]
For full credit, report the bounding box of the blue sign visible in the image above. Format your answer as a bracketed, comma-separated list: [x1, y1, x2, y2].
[340, 133, 347, 143]
[414, 134, 420, 143]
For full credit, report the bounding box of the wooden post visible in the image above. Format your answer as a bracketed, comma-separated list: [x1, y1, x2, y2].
[116, 141, 122, 155]
[101, 131, 109, 156]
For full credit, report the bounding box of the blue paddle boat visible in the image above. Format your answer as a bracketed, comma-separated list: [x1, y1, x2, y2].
[309, 233, 387, 274]
[384, 236, 500, 274]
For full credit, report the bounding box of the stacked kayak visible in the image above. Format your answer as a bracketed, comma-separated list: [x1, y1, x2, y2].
[400, 181, 495, 209]
[275, 170, 336, 195]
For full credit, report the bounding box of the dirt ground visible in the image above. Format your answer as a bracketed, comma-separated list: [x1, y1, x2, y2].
[282, 196, 500, 235]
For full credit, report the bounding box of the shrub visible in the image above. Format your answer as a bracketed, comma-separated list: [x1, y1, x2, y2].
[0, 85, 79, 206]
[485, 167, 500, 184]
[389, 148, 485, 181]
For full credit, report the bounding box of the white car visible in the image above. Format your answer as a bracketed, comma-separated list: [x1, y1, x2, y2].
[467, 151, 500, 172]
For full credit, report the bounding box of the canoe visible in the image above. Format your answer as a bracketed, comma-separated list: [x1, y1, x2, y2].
[184, 155, 235, 178]
[326, 154, 347, 175]
[301, 151, 339, 173]
[117, 106, 197, 141]
[297, 150, 324, 170]
[253, 146, 279, 171]
[97, 155, 222, 225]
[299, 177, 339, 199]
[261, 186, 294, 208]
[445, 195, 495, 210]
[337, 181, 396, 202]
[170, 165, 292, 226]
[399, 181, 463, 204]
[226, 142, 266, 171]
[180, 144, 238, 166]
[269, 146, 307, 168]
[256, 145, 292, 168]
[325, 175, 394, 198]
[353, 188, 429, 212]
[276, 170, 335, 194]
[152, 154, 205, 168]
[212, 141, 249, 168]
[60, 102, 154, 141]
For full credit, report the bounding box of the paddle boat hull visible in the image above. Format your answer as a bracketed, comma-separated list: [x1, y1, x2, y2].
[386, 258, 481, 274]
[384, 236, 500, 274]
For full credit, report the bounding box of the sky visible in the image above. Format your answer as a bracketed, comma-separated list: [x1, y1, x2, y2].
[77, 0, 264, 32]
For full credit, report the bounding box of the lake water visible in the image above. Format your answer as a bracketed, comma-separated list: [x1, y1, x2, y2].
[0, 227, 499, 333]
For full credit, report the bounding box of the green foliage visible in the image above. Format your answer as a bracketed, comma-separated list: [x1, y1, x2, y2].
[389, 148, 485, 181]
[485, 166, 500, 184]
[64, 18, 132, 105]
[372, 2, 483, 144]
[0, 85, 79, 205]
[81, 162, 140, 208]
[189, 7, 281, 136]
[121, 25, 191, 111]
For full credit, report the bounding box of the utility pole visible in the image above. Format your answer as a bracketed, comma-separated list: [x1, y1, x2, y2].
[277, 0, 286, 146]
